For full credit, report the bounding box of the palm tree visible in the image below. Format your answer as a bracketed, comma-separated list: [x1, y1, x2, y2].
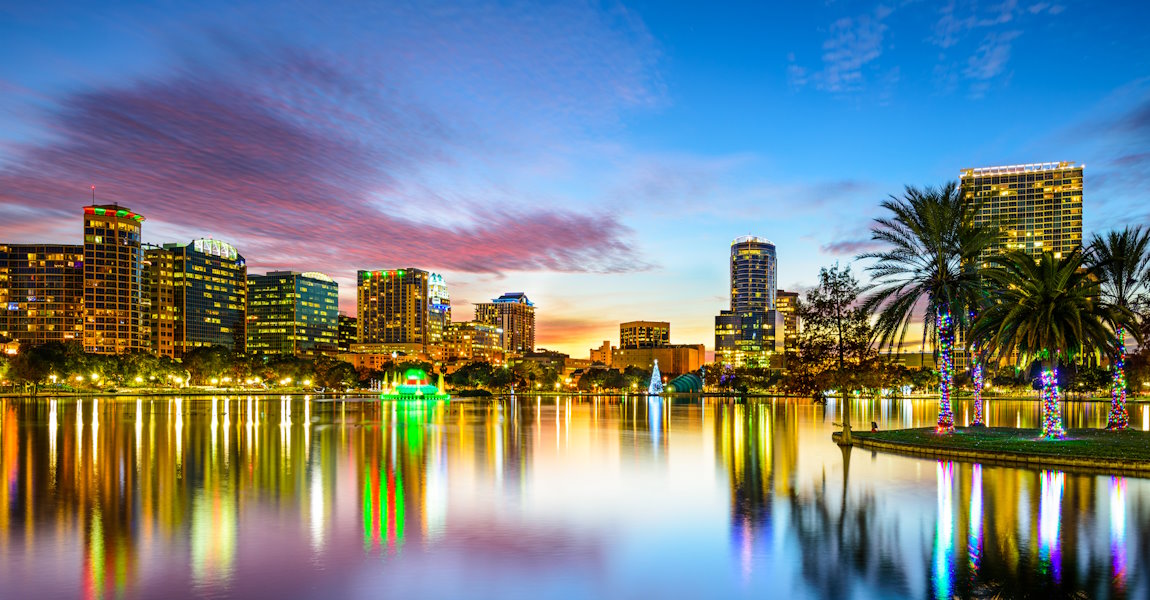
[861, 183, 995, 432]
[972, 250, 1119, 439]
[1087, 227, 1150, 429]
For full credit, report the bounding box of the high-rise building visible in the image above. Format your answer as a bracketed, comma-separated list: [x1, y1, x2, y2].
[620, 321, 670, 349]
[730, 236, 776, 313]
[82, 204, 146, 354]
[145, 239, 247, 358]
[475, 292, 535, 356]
[247, 271, 338, 356]
[715, 236, 781, 366]
[776, 290, 800, 353]
[338, 313, 358, 352]
[357, 268, 449, 355]
[0, 244, 84, 346]
[961, 162, 1084, 262]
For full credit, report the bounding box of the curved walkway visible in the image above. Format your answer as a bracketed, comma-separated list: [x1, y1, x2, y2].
[833, 427, 1150, 477]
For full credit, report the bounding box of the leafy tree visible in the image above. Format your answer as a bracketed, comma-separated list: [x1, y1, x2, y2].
[860, 182, 995, 432]
[785, 263, 874, 441]
[1087, 226, 1150, 428]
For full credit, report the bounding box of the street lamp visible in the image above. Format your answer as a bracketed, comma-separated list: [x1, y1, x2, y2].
[90, 373, 100, 382]
[302, 379, 312, 387]
[49, 374, 57, 385]
[75, 375, 84, 383]
[135, 376, 143, 384]
[210, 377, 219, 385]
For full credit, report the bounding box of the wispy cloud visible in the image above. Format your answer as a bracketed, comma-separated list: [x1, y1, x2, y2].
[820, 238, 886, 256]
[0, 2, 665, 311]
[963, 30, 1022, 97]
[817, 6, 893, 93]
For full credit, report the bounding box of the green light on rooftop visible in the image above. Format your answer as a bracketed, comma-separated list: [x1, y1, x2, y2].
[116, 210, 128, 217]
[93, 208, 106, 216]
[398, 270, 405, 276]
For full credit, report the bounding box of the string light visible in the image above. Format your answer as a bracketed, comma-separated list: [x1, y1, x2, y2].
[1108, 327, 1129, 430]
[1040, 367, 1065, 439]
[936, 311, 955, 433]
[971, 353, 984, 426]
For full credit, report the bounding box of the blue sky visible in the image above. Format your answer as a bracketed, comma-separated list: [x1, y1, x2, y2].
[1, 0, 1147, 355]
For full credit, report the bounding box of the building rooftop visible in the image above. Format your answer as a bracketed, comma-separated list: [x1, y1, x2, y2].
[492, 292, 534, 306]
[83, 204, 145, 222]
[731, 235, 774, 246]
[961, 162, 1082, 176]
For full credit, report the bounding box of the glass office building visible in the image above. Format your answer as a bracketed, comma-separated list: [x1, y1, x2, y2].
[146, 238, 247, 357]
[247, 271, 338, 356]
[475, 292, 535, 356]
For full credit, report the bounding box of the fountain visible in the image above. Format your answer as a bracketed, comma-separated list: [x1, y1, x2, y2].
[379, 368, 451, 401]
[648, 359, 664, 395]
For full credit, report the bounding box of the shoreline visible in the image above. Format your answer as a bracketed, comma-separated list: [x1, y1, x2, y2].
[834, 427, 1150, 477]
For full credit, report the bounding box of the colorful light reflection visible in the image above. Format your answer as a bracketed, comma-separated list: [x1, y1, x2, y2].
[1038, 470, 1064, 582]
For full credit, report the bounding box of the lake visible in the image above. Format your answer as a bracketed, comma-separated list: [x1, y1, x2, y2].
[0, 394, 1145, 599]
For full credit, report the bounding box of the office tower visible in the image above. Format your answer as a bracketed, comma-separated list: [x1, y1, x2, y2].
[247, 271, 338, 356]
[475, 292, 535, 356]
[445, 321, 505, 364]
[961, 162, 1084, 262]
[620, 321, 670, 349]
[730, 236, 776, 313]
[0, 244, 84, 346]
[338, 313, 358, 352]
[715, 236, 781, 367]
[776, 290, 800, 353]
[357, 268, 448, 355]
[82, 204, 146, 354]
[145, 239, 247, 358]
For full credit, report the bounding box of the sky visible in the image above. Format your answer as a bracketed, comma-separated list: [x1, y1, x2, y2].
[1, 0, 1148, 357]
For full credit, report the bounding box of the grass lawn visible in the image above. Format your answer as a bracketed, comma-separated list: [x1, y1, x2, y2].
[851, 427, 1150, 463]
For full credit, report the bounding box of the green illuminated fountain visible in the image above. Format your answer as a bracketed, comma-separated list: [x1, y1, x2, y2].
[379, 368, 451, 401]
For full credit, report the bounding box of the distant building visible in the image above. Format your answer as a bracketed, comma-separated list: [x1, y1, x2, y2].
[475, 292, 535, 356]
[357, 268, 448, 356]
[961, 162, 1084, 262]
[445, 321, 504, 364]
[776, 290, 800, 354]
[620, 321, 670, 349]
[0, 243, 84, 346]
[338, 313, 358, 352]
[715, 236, 781, 367]
[590, 340, 613, 365]
[247, 271, 338, 356]
[612, 344, 705, 376]
[83, 204, 147, 354]
[145, 239, 247, 358]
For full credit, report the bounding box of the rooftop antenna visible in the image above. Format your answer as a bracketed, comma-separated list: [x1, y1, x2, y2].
[91, 185, 95, 203]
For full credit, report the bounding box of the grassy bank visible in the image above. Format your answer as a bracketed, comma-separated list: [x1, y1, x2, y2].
[837, 427, 1150, 474]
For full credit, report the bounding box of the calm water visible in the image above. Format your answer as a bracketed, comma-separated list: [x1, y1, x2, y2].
[0, 394, 1147, 599]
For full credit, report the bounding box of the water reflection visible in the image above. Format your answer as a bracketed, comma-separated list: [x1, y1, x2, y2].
[0, 396, 1147, 599]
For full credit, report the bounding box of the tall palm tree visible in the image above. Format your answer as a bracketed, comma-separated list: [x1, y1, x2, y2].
[972, 250, 1119, 439]
[861, 182, 995, 433]
[1087, 227, 1150, 429]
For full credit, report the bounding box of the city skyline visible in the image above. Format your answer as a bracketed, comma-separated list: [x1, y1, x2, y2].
[1, 1, 1148, 356]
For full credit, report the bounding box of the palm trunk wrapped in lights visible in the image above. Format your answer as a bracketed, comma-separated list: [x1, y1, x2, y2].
[1040, 365, 1065, 439]
[971, 349, 984, 426]
[936, 310, 956, 433]
[1107, 327, 1130, 430]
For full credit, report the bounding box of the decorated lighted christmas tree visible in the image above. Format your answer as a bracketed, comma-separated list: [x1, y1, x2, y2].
[648, 359, 664, 395]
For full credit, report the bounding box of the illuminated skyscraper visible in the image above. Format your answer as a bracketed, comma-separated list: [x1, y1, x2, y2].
[0, 244, 84, 346]
[961, 162, 1084, 262]
[357, 268, 449, 355]
[730, 236, 776, 313]
[145, 239, 247, 358]
[246, 271, 338, 356]
[475, 292, 535, 356]
[82, 204, 146, 354]
[715, 236, 781, 366]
